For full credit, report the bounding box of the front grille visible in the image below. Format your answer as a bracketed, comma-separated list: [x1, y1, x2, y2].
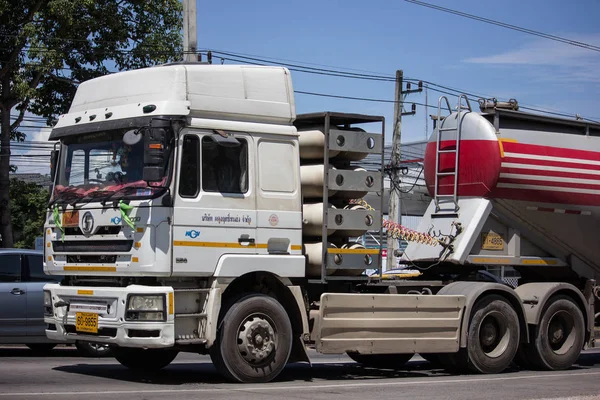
[128, 329, 160, 338]
[64, 226, 121, 236]
[65, 325, 117, 337]
[67, 255, 118, 263]
[65, 227, 83, 235]
[53, 240, 133, 253]
[96, 226, 121, 235]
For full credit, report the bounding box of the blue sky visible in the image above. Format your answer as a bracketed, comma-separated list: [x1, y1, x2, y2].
[15, 0, 600, 173]
[196, 0, 600, 143]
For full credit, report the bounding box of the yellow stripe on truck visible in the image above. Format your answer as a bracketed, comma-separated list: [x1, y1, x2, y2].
[498, 138, 518, 158]
[168, 292, 174, 315]
[63, 266, 117, 272]
[174, 241, 301, 251]
[174, 241, 259, 248]
[328, 248, 380, 255]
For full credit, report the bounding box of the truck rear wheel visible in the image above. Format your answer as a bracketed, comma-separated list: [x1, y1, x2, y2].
[113, 347, 178, 371]
[210, 294, 292, 383]
[347, 352, 413, 369]
[519, 295, 584, 371]
[463, 294, 520, 374]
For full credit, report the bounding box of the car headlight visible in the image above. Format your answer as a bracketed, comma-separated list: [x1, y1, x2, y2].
[44, 290, 52, 316]
[126, 294, 165, 321]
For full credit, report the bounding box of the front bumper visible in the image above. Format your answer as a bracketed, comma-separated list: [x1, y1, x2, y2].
[44, 284, 175, 348]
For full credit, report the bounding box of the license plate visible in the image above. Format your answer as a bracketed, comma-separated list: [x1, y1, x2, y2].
[62, 210, 79, 227]
[75, 312, 98, 334]
[481, 232, 504, 250]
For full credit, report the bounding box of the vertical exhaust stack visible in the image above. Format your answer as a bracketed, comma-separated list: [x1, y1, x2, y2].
[295, 113, 385, 279]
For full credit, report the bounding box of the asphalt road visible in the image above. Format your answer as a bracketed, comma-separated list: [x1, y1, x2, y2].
[1, 346, 599, 400]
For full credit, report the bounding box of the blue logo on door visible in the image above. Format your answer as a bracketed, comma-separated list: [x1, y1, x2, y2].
[185, 230, 200, 239]
[111, 216, 122, 225]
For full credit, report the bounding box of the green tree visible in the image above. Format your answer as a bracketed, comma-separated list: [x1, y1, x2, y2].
[0, 0, 183, 247]
[9, 178, 50, 248]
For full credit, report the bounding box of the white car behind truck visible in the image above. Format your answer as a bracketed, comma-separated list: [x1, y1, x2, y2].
[43, 63, 599, 382]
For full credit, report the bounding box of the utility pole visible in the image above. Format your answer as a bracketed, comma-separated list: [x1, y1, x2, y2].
[425, 84, 429, 140]
[387, 70, 403, 270]
[183, 0, 197, 62]
[387, 70, 421, 270]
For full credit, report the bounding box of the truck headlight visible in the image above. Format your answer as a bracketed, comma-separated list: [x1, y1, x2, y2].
[43, 290, 52, 316]
[126, 294, 165, 321]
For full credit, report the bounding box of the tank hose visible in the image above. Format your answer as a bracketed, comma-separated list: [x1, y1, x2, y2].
[350, 199, 439, 246]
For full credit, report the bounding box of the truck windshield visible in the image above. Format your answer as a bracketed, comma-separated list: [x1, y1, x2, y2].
[51, 128, 170, 205]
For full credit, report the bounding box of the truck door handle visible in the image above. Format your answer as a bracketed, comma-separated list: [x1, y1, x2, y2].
[238, 237, 255, 245]
[10, 288, 25, 296]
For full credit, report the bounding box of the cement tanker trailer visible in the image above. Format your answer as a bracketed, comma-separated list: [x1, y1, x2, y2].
[403, 95, 600, 372]
[41, 64, 598, 382]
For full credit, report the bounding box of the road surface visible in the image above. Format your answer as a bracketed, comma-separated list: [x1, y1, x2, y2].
[1, 346, 599, 400]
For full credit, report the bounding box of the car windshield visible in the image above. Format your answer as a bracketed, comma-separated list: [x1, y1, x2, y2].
[51, 128, 170, 205]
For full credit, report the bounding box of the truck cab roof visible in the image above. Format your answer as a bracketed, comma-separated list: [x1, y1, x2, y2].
[50, 64, 296, 140]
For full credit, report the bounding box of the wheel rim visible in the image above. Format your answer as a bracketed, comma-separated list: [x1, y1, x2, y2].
[90, 343, 109, 352]
[237, 313, 277, 366]
[546, 310, 576, 355]
[478, 311, 511, 358]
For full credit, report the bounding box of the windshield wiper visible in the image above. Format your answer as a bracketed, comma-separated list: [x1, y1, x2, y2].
[103, 186, 152, 205]
[48, 191, 83, 208]
[70, 190, 115, 207]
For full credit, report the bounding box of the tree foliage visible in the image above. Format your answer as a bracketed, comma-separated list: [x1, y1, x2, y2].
[0, 0, 183, 247]
[9, 178, 50, 249]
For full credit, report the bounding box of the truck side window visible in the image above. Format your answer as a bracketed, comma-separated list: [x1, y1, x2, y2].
[0, 254, 21, 282]
[202, 136, 248, 194]
[179, 135, 200, 198]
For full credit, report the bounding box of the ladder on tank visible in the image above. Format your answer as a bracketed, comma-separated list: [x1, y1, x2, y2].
[433, 94, 472, 213]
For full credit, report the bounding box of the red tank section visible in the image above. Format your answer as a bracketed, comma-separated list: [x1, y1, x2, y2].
[423, 111, 600, 208]
[491, 141, 600, 207]
[424, 141, 502, 198]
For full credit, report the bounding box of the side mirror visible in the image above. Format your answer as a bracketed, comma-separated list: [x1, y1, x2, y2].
[123, 129, 143, 145]
[50, 150, 59, 181]
[143, 121, 168, 182]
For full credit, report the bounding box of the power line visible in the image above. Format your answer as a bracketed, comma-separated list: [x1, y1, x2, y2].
[201, 48, 394, 77]
[210, 50, 600, 122]
[210, 51, 398, 82]
[4, 44, 599, 125]
[295, 90, 397, 104]
[402, 0, 600, 53]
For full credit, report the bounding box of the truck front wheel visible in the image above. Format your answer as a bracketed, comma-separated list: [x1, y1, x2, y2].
[519, 295, 585, 371]
[112, 347, 179, 371]
[210, 294, 293, 383]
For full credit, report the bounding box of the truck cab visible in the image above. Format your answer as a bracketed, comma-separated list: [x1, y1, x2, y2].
[44, 64, 309, 377]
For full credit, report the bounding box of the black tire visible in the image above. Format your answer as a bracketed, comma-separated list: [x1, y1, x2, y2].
[439, 350, 469, 373]
[75, 341, 112, 358]
[347, 352, 413, 369]
[515, 343, 535, 369]
[520, 296, 585, 371]
[210, 294, 292, 383]
[464, 295, 520, 374]
[26, 343, 57, 353]
[419, 353, 441, 366]
[112, 347, 178, 371]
